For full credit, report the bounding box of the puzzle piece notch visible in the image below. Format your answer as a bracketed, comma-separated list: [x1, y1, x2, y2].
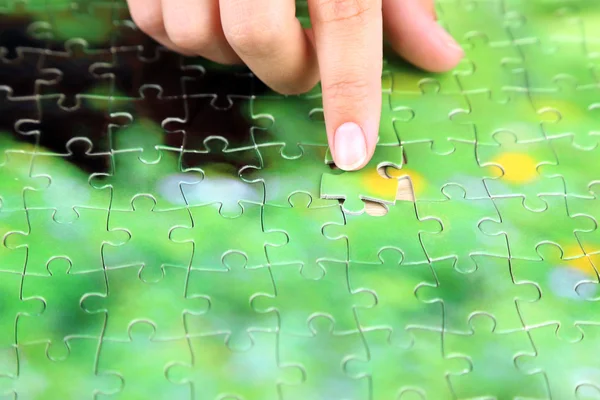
[321, 145, 403, 214]
[477, 130, 565, 212]
[18, 257, 107, 360]
[512, 242, 600, 343]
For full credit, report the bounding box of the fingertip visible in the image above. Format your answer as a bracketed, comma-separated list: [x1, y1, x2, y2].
[333, 122, 368, 171]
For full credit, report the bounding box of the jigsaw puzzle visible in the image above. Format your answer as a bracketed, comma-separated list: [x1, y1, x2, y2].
[1, 0, 600, 398]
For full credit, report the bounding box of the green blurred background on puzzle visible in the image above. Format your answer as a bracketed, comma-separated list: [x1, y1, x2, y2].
[1, 0, 600, 399]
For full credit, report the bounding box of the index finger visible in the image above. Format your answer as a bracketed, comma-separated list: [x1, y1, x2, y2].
[308, 0, 383, 171]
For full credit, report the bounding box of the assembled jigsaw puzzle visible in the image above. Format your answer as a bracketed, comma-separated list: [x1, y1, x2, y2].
[1, 0, 600, 398]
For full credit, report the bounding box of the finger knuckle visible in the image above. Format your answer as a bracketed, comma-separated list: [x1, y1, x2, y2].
[166, 23, 213, 52]
[313, 0, 374, 24]
[322, 75, 371, 103]
[130, 7, 165, 36]
[225, 17, 283, 58]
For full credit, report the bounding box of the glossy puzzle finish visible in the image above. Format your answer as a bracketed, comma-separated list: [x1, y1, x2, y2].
[1, 0, 600, 399]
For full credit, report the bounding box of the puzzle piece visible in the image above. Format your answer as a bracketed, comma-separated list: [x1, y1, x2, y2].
[102, 194, 193, 281]
[185, 251, 277, 351]
[477, 130, 565, 211]
[444, 314, 548, 399]
[170, 202, 284, 269]
[513, 243, 600, 342]
[278, 316, 369, 399]
[321, 145, 403, 214]
[541, 136, 600, 199]
[345, 328, 460, 399]
[0, 1, 49, 60]
[37, 39, 113, 108]
[97, 321, 190, 399]
[4, 208, 127, 275]
[264, 192, 346, 267]
[479, 195, 596, 260]
[90, 148, 202, 211]
[0, 209, 28, 274]
[179, 136, 264, 214]
[417, 184, 509, 272]
[16, 95, 131, 154]
[0, 47, 57, 98]
[0, 147, 46, 212]
[349, 248, 441, 343]
[531, 77, 600, 150]
[415, 256, 538, 333]
[452, 91, 558, 144]
[0, 88, 38, 142]
[241, 144, 334, 207]
[251, 261, 374, 335]
[516, 324, 600, 400]
[0, 338, 121, 399]
[324, 201, 441, 265]
[82, 265, 208, 341]
[17, 257, 106, 359]
[109, 85, 186, 158]
[251, 94, 328, 157]
[391, 141, 498, 201]
[24, 137, 111, 221]
[390, 81, 473, 153]
[456, 34, 527, 101]
[167, 331, 303, 400]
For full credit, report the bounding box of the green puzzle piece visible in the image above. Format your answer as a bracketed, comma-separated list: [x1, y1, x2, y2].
[477, 130, 565, 211]
[170, 202, 285, 269]
[185, 251, 278, 351]
[102, 194, 193, 281]
[324, 200, 441, 265]
[0, 209, 28, 274]
[349, 248, 441, 341]
[0, 148, 47, 212]
[512, 243, 600, 342]
[320, 145, 403, 214]
[567, 183, 600, 255]
[167, 331, 302, 400]
[97, 322, 190, 399]
[263, 192, 346, 266]
[391, 81, 473, 154]
[82, 265, 208, 341]
[241, 143, 334, 208]
[479, 195, 596, 260]
[444, 314, 547, 399]
[0, 271, 42, 348]
[251, 261, 374, 335]
[345, 328, 460, 399]
[417, 184, 509, 272]
[515, 324, 600, 400]
[415, 256, 538, 333]
[17, 257, 106, 360]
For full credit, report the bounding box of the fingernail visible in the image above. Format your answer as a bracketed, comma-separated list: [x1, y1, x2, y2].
[334, 122, 367, 171]
[433, 24, 464, 54]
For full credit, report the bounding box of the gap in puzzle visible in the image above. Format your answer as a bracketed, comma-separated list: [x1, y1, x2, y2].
[1, 0, 600, 399]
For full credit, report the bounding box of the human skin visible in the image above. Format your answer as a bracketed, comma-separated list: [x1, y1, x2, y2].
[126, 0, 464, 170]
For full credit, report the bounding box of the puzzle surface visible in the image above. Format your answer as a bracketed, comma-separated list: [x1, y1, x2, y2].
[1, 0, 600, 398]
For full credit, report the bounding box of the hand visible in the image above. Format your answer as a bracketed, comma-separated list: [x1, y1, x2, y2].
[127, 0, 464, 170]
